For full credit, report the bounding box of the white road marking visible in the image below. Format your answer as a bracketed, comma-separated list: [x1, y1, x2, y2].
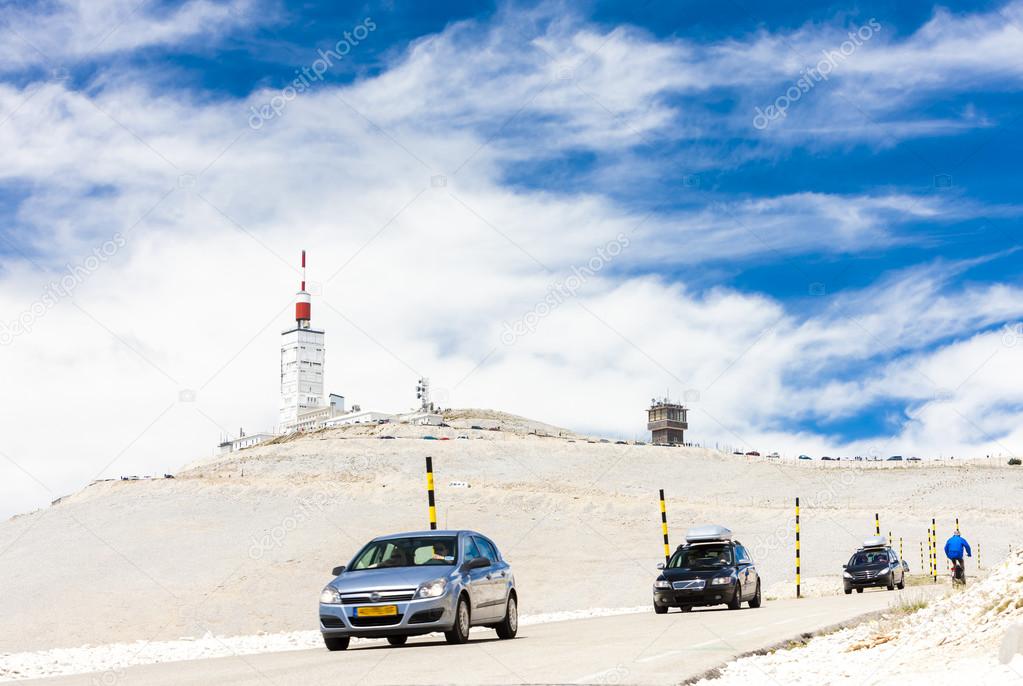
[771, 618, 798, 626]
[735, 626, 764, 636]
[635, 650, 682, 663]
[689, 638, 726, 648]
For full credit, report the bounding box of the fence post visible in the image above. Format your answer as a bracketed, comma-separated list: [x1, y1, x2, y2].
[659, 489, 670, 565]
[425, 456, 437, 530]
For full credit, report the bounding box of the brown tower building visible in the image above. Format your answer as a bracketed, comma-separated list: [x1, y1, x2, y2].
[647, 399, 688, 445]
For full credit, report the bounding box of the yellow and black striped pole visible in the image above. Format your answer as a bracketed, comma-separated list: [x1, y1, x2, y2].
[425, 456, 437, 530]
[977, 542, 981, 570]
[875, 513, 880, 536]
[920, 541, 924, 574]
[899, 536, 903, 561]
[888, 530, 892, 547]
[928, 527, 937, 580]
[659, 489, 670, 564]
[795, 497, 801, 598]
[931, 518, 937, 583]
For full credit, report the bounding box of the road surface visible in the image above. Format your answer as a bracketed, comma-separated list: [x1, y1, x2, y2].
[27, 588, 938, 685]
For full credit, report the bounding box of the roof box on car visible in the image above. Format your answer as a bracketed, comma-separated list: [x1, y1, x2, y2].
[863, 536, 887, 549]
[685, 524, 733, 543]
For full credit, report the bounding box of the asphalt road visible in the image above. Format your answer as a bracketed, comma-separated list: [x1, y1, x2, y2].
[28, 588, 938, 685]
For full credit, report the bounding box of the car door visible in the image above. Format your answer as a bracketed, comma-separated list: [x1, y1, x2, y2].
[461, 536, 494, 622]
[889, 549, 902, 584]
[473, 536, 508, 617]
[735, 544, 757, 599]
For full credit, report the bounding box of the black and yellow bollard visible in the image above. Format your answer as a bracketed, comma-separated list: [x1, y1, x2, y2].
[659, 489, 670, 564]
[927, 526, 933, 580]
[875, 513, 880, 536]
[899, 536, 903, 561]
[931, 518, 937, 583]
[425, 456, 437, 530]
[795, 497, 801, 598]
[920, 540, 924, 574]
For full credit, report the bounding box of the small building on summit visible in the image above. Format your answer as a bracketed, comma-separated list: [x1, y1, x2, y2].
[647, 398, 688, 445]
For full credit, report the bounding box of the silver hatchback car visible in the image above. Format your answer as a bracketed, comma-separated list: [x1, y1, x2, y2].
[319, 530, 518, 650]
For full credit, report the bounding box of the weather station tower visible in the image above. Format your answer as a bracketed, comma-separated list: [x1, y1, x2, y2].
[279, 250, 325, 426]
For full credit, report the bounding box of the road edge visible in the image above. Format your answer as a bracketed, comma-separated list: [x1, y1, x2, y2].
[680, 606, 890, 685]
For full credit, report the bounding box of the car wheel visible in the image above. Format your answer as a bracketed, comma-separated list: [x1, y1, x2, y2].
[727, 583, 742, 610]
[654, 602, 669, 615]
[844, 588, 852, 595]
[748, 580, 762, 608]
[496, 595, 518, 639]
[856, 588, 864, 593]
[387, 636, 407, 647]
[445, 596, 471, 644]
[679, 605, 692, 613]
[323, 635, 350, 651]
[897, 579, 905, 590]
[886, 578, 895, 591]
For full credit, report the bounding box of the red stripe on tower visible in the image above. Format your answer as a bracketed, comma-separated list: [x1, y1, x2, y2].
[295, 250, 311, 324]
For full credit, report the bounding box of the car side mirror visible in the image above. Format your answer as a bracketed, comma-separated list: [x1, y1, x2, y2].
[331, 565, 346, 576]
[462, 557, 491, 572]
[842, 564, 847, 570]
[656, 562, 665, 570]
[902, 561, 909, 571]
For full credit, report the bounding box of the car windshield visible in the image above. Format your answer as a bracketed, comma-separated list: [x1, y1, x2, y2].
[850, 550, 888, 566]
[669, 543, 733, 569]
[350, 536, 458, 569]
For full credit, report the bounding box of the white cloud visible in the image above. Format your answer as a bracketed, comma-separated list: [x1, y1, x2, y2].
[0, 0, 261, 71]
[2, 3, 1023, 521]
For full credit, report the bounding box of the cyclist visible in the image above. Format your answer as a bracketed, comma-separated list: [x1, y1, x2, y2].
[944, 530, 972, 585]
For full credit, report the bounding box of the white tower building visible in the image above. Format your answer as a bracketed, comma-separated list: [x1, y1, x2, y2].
[279, 250, 325, 427]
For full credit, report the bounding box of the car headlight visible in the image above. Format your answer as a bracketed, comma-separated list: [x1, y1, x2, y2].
[843, 571, 852, 579]
[320, 586, 341, 604]
[877, 568, 890, 576]
[711, 576, 734, 585]
[415, 577, 448, 599]
[653, 578, 671, 590]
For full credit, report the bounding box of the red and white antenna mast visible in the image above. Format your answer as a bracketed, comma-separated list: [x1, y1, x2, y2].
[295, 250, 311, 328]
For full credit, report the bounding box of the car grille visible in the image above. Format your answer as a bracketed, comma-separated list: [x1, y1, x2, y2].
[341, 590, 416, 605]
[320, 615, 345, 628]
[350, 614, 404, 627]
[671, 579, 706, 591]
[852, 571, 873, 580]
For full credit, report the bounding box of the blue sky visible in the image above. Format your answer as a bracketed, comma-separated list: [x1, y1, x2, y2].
[2, 0, 1023, 516]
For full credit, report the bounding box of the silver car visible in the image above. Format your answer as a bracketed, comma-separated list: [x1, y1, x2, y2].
[319, 529, 518, 650]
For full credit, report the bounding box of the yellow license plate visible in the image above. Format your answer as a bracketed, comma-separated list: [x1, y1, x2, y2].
[356, 605, 398, 617]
